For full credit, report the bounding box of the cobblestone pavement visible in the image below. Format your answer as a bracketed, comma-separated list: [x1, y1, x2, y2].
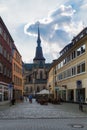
[0, 99, 87, 130]
[0, 118, 87, 130]
[0, 99, 87, 119]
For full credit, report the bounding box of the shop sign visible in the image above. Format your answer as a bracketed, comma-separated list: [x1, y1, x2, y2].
[76, 80, 82, 88]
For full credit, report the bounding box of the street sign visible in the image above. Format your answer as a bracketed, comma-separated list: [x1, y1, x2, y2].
[8, 83, 13, 88]
[76, 80, 82, 88]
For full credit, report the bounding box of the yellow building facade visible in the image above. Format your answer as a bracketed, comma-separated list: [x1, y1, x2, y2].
[12, 45, 23, 100]
[49, 27, 87, 103]
[47, 65, 54, 95]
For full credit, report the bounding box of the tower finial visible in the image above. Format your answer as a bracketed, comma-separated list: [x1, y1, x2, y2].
[37, 23, 41, 46]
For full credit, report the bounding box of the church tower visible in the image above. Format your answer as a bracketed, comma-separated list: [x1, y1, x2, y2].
[33, 25, 45, 64]
[24, 24, 51, 96]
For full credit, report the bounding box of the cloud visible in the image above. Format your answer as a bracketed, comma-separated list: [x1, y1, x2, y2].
[0, 0, 86, 63]
[24, 4, 84, 60]
[0, 4, 8, 13]
[65, 0, 84, 11]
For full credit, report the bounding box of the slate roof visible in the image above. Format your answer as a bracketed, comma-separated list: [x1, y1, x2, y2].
[33, 26, 45, 61]
[24, 63, 51, 71]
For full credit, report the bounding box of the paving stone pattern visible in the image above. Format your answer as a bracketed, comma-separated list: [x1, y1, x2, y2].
[0, 99, 87, 119]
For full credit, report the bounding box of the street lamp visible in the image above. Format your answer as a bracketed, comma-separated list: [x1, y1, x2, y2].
[11, 82, 15, 105]
[8, 82, 13, 100]
[8, 82, 15, 105]
[33, 78, 35, 97]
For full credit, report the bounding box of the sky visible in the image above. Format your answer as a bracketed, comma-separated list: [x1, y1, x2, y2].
[0, 0, 87, 63]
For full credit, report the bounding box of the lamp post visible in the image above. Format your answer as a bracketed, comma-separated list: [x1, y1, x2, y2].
[33, 78, 35, 97]
[11, 82, 15, 105]
[12, 82, 15, 99]
[8, 82, 13, 101]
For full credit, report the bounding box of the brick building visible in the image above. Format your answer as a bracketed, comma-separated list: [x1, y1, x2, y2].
[0, 17, 13, 101]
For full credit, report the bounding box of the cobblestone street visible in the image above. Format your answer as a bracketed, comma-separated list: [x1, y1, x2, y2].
[0, 99, 87, 119]
[0, 99, 87, 130]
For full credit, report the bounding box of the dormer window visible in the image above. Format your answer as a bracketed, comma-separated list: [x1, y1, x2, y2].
[79, 33, 83, 39]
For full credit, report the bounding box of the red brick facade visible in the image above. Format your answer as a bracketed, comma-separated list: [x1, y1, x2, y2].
[0, 17, 13, 101]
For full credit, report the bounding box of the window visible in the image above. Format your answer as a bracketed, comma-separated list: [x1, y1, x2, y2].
[72, 66, 76, 76]
[40, 71, 43, 79]
[7, 53, 9, 61]
[58, 73, 63, 80]
[9, 71, 12, 78]
[0, 27, 2, 35]
[64, 71, 67, 78]
[67, 68, 71, 77]
[82, 62, 85, 72]
[61, 61, 63, 67]
[7, 37, 9, 45]
[10, 56, 12, 63]
[63, 58, 66, 65]
[58, 63, 61, 69]
[72, 51, 76, 59]
[3, 66, 6, 75]
[3, 49, 6, 58]
[86, 30, 87, 34]
[67, 54, 71, 62]
[81, 44, 85, 53]
[79, 33, 83, 38]
[0, 44, 3, 54]
[77, 62, 85, 74]
[77, 47, 81, 56]
[77, 44, 85, 56]
[73, 51, 76, 58]
[77, 64, 80, 74]
[7, 69, 9, 77]
[0, 63, 3, 73]
[26, 87, 29, 92]
[4, 32, 6, 40]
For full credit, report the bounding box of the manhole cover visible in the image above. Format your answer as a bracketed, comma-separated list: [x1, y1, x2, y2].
[71, 124, 84, 128]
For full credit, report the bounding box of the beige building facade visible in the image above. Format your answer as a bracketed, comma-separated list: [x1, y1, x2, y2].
[48, 27, 87, 103]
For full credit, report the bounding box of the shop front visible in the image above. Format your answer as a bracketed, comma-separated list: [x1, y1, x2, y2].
[55, 86, 66, 101]
[0, 83, 9, 101]
[76, 88, 85, 102]
[61, 90, 66, 101]
[54, 87, 59, 99]
[76, 80, 85, 103]
[67, 89, 74, 102]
